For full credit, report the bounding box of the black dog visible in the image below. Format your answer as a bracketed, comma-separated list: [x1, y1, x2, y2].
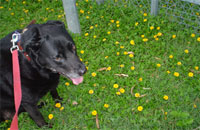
[0, 20, 86, 127]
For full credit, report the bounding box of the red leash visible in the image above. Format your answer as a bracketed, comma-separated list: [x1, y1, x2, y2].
[10, 33, 22, 130]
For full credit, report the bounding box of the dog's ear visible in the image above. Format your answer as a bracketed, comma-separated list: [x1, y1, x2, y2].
[21, 26, 42, 53]
[46, 20, 65, 28]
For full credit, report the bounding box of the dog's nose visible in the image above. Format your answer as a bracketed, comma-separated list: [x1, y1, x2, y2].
[78, 66, 87, 76]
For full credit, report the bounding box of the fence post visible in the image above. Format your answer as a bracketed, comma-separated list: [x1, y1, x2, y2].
[62, 0, 81, 34]
[151, 0, 159, 16]
[96, 0, 104, 5]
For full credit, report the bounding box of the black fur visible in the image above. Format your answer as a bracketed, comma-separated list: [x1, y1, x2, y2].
[0, 20, 86, 127]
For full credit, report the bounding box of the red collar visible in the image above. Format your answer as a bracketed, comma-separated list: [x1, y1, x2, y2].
[17, 41, 31, 61]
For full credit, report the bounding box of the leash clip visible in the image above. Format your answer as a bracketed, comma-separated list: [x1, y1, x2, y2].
[10, 32, 21, 53]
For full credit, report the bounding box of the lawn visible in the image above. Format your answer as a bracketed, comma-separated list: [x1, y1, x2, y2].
[0, 0, 200, 130]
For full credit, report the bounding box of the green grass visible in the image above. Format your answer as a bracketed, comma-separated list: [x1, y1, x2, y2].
[0, 0, 200, 130]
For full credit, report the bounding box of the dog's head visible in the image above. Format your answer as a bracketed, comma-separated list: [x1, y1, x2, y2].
[21, 20, 86, 85]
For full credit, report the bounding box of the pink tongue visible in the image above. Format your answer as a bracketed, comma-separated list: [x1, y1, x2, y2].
[71, 76, 83, 85]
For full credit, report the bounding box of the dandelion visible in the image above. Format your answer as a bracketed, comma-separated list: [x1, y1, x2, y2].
[129, 54, 134, 58]
[113, 84, 119, 88]
[174, 72, 179, 77]
[80, 58, 83, 61]
[130, 40, 135, 45]
[131, 66, 135, 70]
[102, 38, 106, 42]
[195, 66, 199, 70]
[150, 26, 154, 30]
[91, 72, 96, 77]
[110, 20, 114, 23]
[157, 27, 160, 30]
[191, 33, 195, 37]
[22, 1, 26, 4]
[167, 70, 170, 74]
[193, 104, 197, 108]
[116, 92, 121, 95]
[119, 88, 125, 93]
[120, 46, 124, 49]
[57, 15, 62, 18]
[135, 93, 140, 97]
[155, 38, 159, 41]
[143, 38, 148, 42]
[157, 32, 162, 36]
[48, 114, 54, 120]
[95, 24, 98, 27]
[86, 16, 89, 19]
[139, 77, 143, 82]
[143, 19, 147, 22]
[93, 83, 97, 87]
[116, 24, 120, 27]
[115, 41, 119, 44]
[188, 72, 194, 77]
[184, 49, 189, 53]
[169, 55, 173, 59]
[106, 66, 111, 71]
[120, 64, 124, 68]
[93, 35, 97, 39]
[80, 9, 84, 14]
[55, 103, 61, 108]
[124, 51, 128, 55]
[164, 112, 168, 115]
[116, 21, 120, 24]
[85, 0, 88, 2]
[143, 13, 147, 16]
[104, 104, 109, 108]
[137, 106, 143, 111]
[135, 22, 139, 26]
[163, 95, 169, 100]
[85, 33, 89, 36]
[141, 35, 145, 38]
[172, 35, 176, 39]
[105, 56, 109, 59]
[80, 50, 84, 54]
[0, 6, 4, 9]
[116, 52, 120, 55]
[177, 62, 181, 65]
[89, 90, 94, 94]
[197, 37, 200, 42]
[107, 31, 111, 35]
[90, 26, 94, 29]
[156, 64, 161, 67]
[60, 106, 64, 111]
[92, 110, 97, 116]
[10, 12, 14, 16]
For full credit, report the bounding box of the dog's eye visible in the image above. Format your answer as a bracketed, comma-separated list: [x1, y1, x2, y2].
[72, 45, 76, 50]
[53, 55, 62, 62]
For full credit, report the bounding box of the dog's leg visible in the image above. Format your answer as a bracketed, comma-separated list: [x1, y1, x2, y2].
[22, 103, 50, 127]
[50, 89, 63, 103]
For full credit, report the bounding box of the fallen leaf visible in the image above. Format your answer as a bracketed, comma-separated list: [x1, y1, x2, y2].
[97, 67, 107, 71]
[115, 74, 129, 77]
[72, 101, 78, 105]
[96, 114, 100, 129]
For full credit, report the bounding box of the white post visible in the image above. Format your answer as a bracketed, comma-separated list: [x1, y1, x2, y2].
[151, 0, 159, 16]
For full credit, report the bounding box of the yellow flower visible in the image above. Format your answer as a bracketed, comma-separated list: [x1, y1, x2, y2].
[116, 24, 120, 27]
[48, 114, 54, 120]
[172, 35, 176, 39]
[143, 19, 147, 22]
[95, 24, 98, 27]
[164, 112, 168, 115]
[143, 38, 148, 42]
[116, 52, 120, 55]
[80, 58, 83, 61]
[119, 88, 125, 93]
[197, 37, 200, 42]
[80, 50, 84, 54]
[85, 0, 88, 2]
[89, 89, 94, 94]
[104, 104, 109, 108]
[91, 72, 96, 77]
[155, 38, 159, 41]
[184, 49, 189, 53]
[135, 93, 140, 97]
[195, 66, 199, 70]
[93, 83, 97, 87]
[85, 33, 89, 36]
[191, 33, 195, 37]
[80, 9, 84, 14]
[163, 95, 169, 100]
[174, 72, 179, 77]
[139, 77, 143, 81]
[93, 35, 97, 39]
[177, 62, 181, 65]
[92, 110, 97, 116]
[10, 12, 14, 16]
[105, 56, 109, 59]
[135, 22, 139, 26]
[102, 38, 106, 42]
[130, 40, 135, 45]
[65, 82, 70, 86]
[115, 41, 119, 44]
[154, 35, 158, 38]
[188, 72, 194, 77]
[193, 104, 197, 108]
[22, 1, 26, 4]
[131, 66, 135, 70]
[129, 54, 134, 58]
[141, 35, 145, 38]
[0, 6, 4, 9]
[167, 70, 170, 74]
[107, 31, 111, 35]
[137, 106, 143, 111]
[90, 26, 94, 29]
[120, 46, 124, 49]
[60, 106, 64, 111]
[86, 16, 89, 19]
[110, 19, 114, 23]
[157, 32, 162, 36]
[120, 64, 124, 68]
[157, 27, 160, 30]
[124, 51, 128, 55]
[113, 84, 119, 88]
[116, 91, 121, 95]
[150, 26, 154, 30]
[116, 21, 120, 24]
[106, 66, 111, 71]
[55, 103, 61, 108]
[143, 13, 147, 16]
[156, 64, 161, 67]
[169, 55, 173, 59]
